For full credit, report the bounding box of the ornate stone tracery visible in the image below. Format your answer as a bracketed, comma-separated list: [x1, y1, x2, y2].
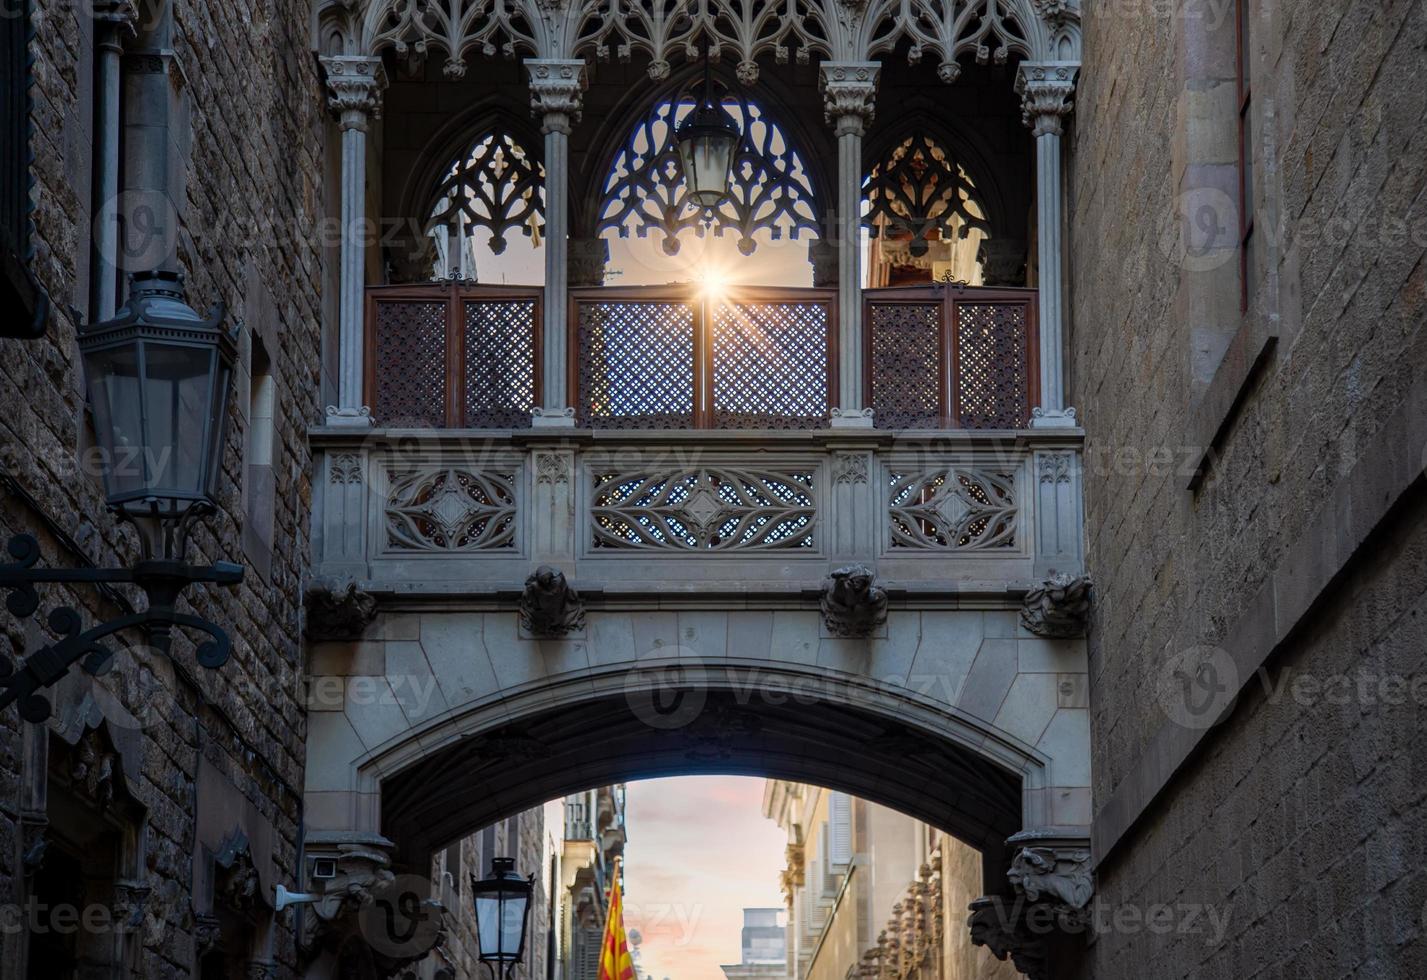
[427, 125, 545, 264]
[331, 0, 1074, 84]
[864, 129, 991, 257]
[597, 81, 820, 256]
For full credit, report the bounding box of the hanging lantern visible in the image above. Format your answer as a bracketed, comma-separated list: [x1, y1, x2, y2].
[78, 270, 236, 520]
[675, 53, 741, 211]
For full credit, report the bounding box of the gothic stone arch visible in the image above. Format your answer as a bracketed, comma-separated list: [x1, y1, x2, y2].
[302, 604, 1091, 885]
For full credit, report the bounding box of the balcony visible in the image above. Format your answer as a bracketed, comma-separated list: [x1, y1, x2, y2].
[313, 289, 1081, 595]
[364, 282, 1040, 432]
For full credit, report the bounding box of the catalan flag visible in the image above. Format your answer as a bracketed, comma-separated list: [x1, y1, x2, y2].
[597, 863, 635, 980]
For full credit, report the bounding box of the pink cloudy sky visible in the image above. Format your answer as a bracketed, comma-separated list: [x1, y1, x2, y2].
[621, 777, 788, 980]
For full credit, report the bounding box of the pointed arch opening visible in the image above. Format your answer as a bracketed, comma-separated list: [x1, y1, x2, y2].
[595, 74, 824, 287]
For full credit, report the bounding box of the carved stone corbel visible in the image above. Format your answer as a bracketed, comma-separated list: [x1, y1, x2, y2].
[821, 564, 888, 637]
[1020, 573, 1092, 637]
[194, 914, 222, 958]
[819, 62, 879, 133]
[320, 55, 387, 133]
[519, 566, 586, 637]
[112, 880, 152, 935]
[1006, 833, 1093, 913]
[967, 898, 1048, 980]
[214, 830, 266, 917]
[305, 578, 379, 642]
[298, 833, 398, 957]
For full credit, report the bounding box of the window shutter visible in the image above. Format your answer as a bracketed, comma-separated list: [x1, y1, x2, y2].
[828, 793, 852, 868]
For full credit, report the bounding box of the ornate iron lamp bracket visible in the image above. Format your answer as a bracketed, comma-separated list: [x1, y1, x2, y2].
[0, 533, 243, 723]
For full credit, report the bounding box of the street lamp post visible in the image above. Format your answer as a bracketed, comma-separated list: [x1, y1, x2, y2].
[0, 270, 244, 723]
[473, 857, 536, 980]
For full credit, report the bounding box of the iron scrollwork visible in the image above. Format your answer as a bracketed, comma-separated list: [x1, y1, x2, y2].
[0, 533, 243, 723]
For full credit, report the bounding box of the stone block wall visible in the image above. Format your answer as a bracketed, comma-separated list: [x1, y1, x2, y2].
[0, 0, 326, 976]
[1069, 0, 1427, 975]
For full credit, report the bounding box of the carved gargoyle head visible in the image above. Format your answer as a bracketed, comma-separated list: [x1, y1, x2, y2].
[528, 565, 566, 598]
[520, 565, 586, 636]
[821, 564, 889, 637]
[1007, 845, 1093, 911]
[832, 564, 875, 602]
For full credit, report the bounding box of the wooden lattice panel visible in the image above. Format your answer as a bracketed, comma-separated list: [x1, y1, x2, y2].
[711, 301, 829, 429]
[373, 299, 448, 427]
[869, 302, 943, 428]
[955, 301, 1029, 429]
[463, 299, 536, 428]
[577, 300, 696, 428]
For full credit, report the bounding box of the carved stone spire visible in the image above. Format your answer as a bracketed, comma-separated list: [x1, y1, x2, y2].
[320, 56, 388, 133]
[1015, 62, 1078, 138]
[819, 62, 880, 134]
[526, 59, 588, 135]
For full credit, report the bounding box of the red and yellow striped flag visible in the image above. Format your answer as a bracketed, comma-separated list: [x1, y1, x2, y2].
[598, 864, 635, 980]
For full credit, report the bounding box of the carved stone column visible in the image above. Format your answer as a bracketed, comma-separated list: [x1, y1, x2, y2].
[1016, 62, 1079, 428]
[320, 56, 387, 428]
[820, 63, 879, 427]
[527, 59, 587, 427]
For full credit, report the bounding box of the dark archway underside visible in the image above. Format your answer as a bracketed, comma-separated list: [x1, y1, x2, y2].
[380, 689, 1023, 882]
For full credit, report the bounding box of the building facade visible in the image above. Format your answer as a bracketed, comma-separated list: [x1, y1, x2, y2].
[0, 0, 1422, 978]
[765, 782, 1018, 980]
[720, 907, 791, 980]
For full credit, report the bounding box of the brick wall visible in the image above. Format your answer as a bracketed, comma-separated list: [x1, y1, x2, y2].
[0, 0, 325, 975]
[1070, 0, 1427, 975]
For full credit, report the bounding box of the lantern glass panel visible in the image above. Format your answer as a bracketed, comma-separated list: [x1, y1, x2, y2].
[84, 343, 146, 502]
[142, 342, 218, 506]
[475, 883, 530, 961]
[677, 131, 738, 210]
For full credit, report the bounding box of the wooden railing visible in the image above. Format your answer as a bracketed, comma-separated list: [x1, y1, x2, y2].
[865, 285, 1039, 430]
[570, 284, 837, 430]
[365, 282, 542, 428]
[364, 282, 1037, 430]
